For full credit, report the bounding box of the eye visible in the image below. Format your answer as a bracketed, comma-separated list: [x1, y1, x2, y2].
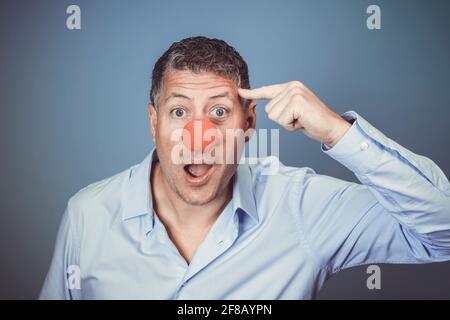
[171, 107, 186, 118]
[210, 106, 228, 119]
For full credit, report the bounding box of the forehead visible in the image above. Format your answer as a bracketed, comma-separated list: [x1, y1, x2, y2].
[162, 70, 237, 95]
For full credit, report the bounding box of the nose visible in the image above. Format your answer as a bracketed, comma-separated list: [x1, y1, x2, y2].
[182, 119, 218, 152]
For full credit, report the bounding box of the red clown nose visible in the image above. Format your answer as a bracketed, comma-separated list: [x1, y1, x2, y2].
[182, 119, 218, 152]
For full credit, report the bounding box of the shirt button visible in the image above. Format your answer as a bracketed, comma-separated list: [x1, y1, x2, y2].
[360, 141, 369, 151]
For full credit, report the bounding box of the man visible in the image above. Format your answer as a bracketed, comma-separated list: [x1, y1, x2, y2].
[40, 36, 450, 299]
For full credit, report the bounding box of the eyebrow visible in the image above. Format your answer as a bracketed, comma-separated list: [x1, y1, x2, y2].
[164, 93, 191, 103]
[164, 91, 233, 104]
[209, 92, 232, 100]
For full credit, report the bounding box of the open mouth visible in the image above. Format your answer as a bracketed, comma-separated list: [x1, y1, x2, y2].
[183, 164, 214, 185]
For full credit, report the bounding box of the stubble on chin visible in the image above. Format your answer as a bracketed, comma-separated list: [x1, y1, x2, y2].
[160, 163, 235, 207]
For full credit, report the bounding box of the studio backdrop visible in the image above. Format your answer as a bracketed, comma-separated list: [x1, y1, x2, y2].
[1, 0, 449, 299]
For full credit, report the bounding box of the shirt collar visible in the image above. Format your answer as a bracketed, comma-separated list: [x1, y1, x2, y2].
[121, 150, 156, 221]
[121, 148, 259, 224]
[232, 163, 259, 223]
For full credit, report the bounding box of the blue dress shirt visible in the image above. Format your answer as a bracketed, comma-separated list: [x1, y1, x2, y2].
[39, 111, 450, 299]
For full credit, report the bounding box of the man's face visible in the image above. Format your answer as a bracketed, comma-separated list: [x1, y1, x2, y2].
[148, 70, 256, 206]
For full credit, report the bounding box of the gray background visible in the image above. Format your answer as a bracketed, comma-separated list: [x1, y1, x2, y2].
[1, 0, 449, 299]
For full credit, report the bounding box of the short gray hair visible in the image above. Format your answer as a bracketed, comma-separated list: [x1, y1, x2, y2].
[150, 36, 251, 108]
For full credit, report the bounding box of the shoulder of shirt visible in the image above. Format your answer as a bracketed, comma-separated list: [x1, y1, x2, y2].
[240, 157, 322, 225]
[245, 156, 317, 184]
[64, 161, 139, 226]
[239, 156, 321, 211]
[248, 156, 365, 197]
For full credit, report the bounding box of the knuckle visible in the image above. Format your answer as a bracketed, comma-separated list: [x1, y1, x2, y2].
[289, 86, 303, 96]
[290, 92, 304, 103]
[290, 80, 304, 88]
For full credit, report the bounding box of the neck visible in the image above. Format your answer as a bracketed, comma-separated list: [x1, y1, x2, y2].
[151, 161, 232, 233]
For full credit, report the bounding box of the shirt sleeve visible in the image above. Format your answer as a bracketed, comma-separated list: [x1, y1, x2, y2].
[297, 110, 450, 274]
[39, 198, 81, 300]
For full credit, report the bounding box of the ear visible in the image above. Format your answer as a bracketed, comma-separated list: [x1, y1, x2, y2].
[147, 103, 157, 143]
[244, 101, 257, 142]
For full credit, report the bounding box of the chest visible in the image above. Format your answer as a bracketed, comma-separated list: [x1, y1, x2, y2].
[79, 207, 322, 299]
[168, 228, 211, 264]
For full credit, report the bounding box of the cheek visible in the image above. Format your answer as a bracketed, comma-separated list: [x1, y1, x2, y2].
[236, 110, 250, 131]
[156, 118, 185, 144]
[212, 128, 247, 164]
[155, 122, 187, 167]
